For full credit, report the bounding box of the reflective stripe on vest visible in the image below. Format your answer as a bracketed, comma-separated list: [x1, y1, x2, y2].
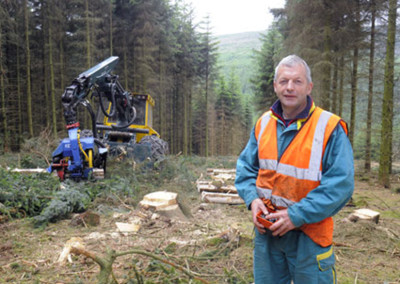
[257, 111, 272, 142]
[256, 186, 295, 208]
[257, 110, 333, 182]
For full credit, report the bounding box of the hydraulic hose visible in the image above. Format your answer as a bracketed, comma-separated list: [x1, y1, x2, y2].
[111, 106, 137, 129]
[77, 132, 90, 166]
[81, 100, 98, 139]
[98, 83, 117, 118]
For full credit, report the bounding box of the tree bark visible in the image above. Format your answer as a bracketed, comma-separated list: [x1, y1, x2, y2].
[0, 20, 8, 151]
[331, 58, 338, 114]
[338, 55, 344, 118]
[24, 0, 34, 137]
[321, 19, 332, 111]
[365, 1, 376, 172]
[350, 46, 359, 145]
[49, 23, 58, 139]
[109, 0, 113, 56]
[379, 0, 397, 188]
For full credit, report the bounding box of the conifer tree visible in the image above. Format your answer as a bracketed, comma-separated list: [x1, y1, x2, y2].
[252, 26, 282, 116]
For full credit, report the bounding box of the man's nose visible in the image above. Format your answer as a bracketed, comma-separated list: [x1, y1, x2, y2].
[287, 80, 294, 91]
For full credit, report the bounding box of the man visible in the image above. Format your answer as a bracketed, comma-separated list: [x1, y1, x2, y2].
[235, 55, 354, 283]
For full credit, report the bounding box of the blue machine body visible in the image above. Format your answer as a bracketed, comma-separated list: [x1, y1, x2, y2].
[47, 128, 95, 179]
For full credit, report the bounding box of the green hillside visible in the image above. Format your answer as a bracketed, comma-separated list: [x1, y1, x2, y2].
[217, 31, 264, 95]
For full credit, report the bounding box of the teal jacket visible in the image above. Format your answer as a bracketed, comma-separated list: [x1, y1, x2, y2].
[235, 100, 354, 228]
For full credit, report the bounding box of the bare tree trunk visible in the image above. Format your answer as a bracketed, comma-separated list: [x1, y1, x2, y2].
[379, 0, 397, 188]
[24, 0, 34, 137]
[321, 19, 332, 111]
[84, 0, 91, 128]
[123, 37, 128, 90]
[17, 43, 22, 148]
[365, 1, 376, 172]
[109, 0, 113, 56]
[338, 55, 344, 117]
[350, 46, 359, 145]
[349, 0, 361, 145]
[85, 0, 91, 69]
[331, 58, 338, 114]
[0, 21, 8, 152]
[49, 23, 58, 139]
[188, 83, 193, 155]
[59, 39, 64, 130]
[183, 82, 189, 156]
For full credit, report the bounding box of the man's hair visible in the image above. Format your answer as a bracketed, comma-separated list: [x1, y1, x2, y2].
[274, 55, 312, 83]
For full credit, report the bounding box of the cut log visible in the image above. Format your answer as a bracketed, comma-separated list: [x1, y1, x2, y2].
[8, 167, 104, 179]
[92, 168, 105, 179]
[139, 191, 178, 210]
[201, 192, 244, 205]
[196, 180, 211, 185]
[210, 173, 235, 181]
[348, 208, 380, 224]
[115, 222, 141, 233]
[9, 168, 47, 174]
[207, 168, 236, 175]
[196, 183, 237, 193]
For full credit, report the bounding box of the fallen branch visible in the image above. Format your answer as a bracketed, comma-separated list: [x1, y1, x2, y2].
[116, 249, 210, 283]
[112, 193, 134, 211]
[70, 246, 211, 284]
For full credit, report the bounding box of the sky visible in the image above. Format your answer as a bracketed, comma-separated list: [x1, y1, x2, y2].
[188, 0, 286, 35]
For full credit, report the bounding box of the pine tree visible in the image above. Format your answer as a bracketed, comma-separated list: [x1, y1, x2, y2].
[251, 26, 282, 116]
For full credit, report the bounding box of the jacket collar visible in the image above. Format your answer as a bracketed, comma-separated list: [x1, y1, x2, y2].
[270, 96, 315, 127]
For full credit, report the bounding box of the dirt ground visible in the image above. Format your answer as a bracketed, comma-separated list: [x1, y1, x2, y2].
[1, 169, 400, 283]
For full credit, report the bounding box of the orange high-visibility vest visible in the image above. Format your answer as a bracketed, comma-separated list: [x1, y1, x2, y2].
[254, 107, 348, 247]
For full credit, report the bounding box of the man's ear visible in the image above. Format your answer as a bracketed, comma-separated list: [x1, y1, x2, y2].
[307, 82, 314, 94]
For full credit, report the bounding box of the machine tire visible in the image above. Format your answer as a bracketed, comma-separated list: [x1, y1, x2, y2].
[139, 135, 169, 161]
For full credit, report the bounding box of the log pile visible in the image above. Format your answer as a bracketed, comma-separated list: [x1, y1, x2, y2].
[196, 168, 243, 205]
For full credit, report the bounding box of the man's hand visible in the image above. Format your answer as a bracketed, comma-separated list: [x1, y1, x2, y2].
[267, 209, 296, 237]
[251, 198, 269, 234]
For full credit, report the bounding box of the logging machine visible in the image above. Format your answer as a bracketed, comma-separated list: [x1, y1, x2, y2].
[47, 56, 168, 181]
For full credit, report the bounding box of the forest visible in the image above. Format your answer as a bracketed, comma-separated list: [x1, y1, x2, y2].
[0, 0, 399, 187]
[1, 1, 400, 283]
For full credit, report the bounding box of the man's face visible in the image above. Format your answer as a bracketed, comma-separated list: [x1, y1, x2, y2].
[273, 64, 313, 117]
